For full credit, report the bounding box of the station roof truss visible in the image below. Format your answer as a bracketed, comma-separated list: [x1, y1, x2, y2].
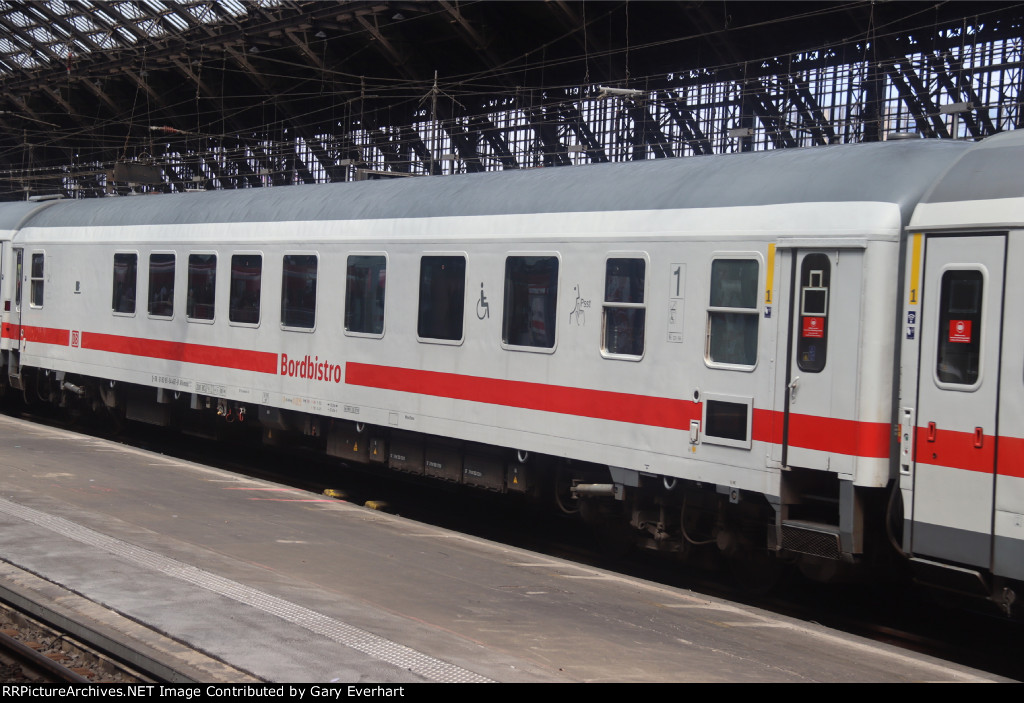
[0, 1, 1021, 199]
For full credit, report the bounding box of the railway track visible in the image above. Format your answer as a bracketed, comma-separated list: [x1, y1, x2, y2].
[0, 601, 148, 683]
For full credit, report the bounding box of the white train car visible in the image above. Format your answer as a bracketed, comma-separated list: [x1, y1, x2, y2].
[0, 131, 1018, 610]
[0, 200, 63, 366]
[899, 130, 1024, 609]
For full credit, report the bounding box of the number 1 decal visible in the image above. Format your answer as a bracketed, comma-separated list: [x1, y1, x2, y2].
[671, 263, 684, 299]
[668, 263, 685, 343]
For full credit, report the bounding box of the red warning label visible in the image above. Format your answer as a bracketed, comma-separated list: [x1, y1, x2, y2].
[802, 316, 825, 338]
[949, 319, 972, 343]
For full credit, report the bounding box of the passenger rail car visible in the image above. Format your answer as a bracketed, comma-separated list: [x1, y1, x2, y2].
[1, 130, 1022, 613]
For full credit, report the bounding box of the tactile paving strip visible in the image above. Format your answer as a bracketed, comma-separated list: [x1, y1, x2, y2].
[0, 497, 492, 683]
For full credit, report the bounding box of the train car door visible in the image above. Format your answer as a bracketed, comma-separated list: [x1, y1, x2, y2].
[10, 247, 22, 351]
[782, 248, 861, 474]
[911, 234, 1004, 568]
[994, 232, 1024, 581]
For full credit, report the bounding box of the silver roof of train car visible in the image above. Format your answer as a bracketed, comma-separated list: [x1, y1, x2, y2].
[19, 137, 974, 230]
[0, 200, 62, 232]
[919, 128, 1024, 204]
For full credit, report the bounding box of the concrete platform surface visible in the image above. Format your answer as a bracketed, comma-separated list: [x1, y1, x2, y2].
[0, 415, 1011, 683]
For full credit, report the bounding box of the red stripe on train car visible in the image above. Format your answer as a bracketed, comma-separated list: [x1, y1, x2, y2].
[346, 361, 702, 430]
[347, 361, 888, 459]
[996, 436, 1024, 478]
[1, 323, 69, 346]
[787, 413, 891, 459]
[752, 408, 785, 446]
[23, 328, 1024, 470]
[79, 332, 278, 374]
[914, 425, 996, 474]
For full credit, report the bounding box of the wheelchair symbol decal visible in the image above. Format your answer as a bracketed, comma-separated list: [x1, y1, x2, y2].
[476, 282, 490, 319]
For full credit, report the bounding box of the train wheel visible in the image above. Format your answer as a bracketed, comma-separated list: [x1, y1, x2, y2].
[104, 404, 127, 436]
[728, 548, 783, 594]
[553, 466, 580, 515]
[579, 497, 634, 557]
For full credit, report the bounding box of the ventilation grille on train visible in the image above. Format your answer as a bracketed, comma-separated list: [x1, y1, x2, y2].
[781, 522, 841, 560]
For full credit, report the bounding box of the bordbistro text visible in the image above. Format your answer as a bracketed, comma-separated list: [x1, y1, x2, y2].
[280, 353, 342, 383]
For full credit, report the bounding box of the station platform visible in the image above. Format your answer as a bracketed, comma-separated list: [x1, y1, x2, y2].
[0, 414, 1011, 683]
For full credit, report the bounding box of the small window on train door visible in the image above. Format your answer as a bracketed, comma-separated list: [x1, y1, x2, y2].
[29, 252, 44, 308]
[229, 254, 262, 326]
[281, 254, 317, 331]
[418, 255, 466, 343]
[935, 267, 984, 388]
[186, 253, 216, 322]
[602, 257, 646, 359]
[502, 255, 559, 351]
[112, 253, 138, 315]
[147, 253, 175, 318]
[796, 253, 830, 373]
[705, 256, 760, 368]
[13, 249, 22, 310]
[344, 254, 386, 337]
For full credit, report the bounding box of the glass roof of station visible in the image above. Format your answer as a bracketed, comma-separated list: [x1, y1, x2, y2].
[0, 0, 280, 73]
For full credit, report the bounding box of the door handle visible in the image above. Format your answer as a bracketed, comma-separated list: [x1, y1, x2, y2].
[788, 376, 800, 402]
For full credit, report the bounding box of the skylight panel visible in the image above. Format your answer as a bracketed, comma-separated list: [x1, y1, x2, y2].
[140, 0, 169, 16]
[89, 32, 118, 50]
[6, 9, 35, 28]
[87, 11, 140, 48]
[219, 1, 250, 18]
[65, 14, 97, 32]
[26, 26, 58, 44]
[110, 1, 147, 21]
[116, 26, 139, 43]
[90, 7, 121, 29]
[47, 1, 71, 17]
[11, 51, 33, 68]
[162, 11, 189, 32]
[183, 3, 215, 23]
[136, 18, 164, 37]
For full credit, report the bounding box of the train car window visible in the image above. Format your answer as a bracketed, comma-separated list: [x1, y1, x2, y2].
[13, 249, 22, 309]
[705, 258, 759, 367]
[186, 254, 216, 321]
[345, 255, 386, 336]
[147, 253, 175, 318]
[602, 257, 646, 358]
[281, 254, 317, 330]
[30, 253, 43, 307]
[702, 394, 754, 449]
[936, 268, 983, 386]
[796, 254, 830, 373]
[502, 256, 559, 350]
[112, 253, 137, 314]
[418, 256, 466, 342]
[229, 254, 262, 325]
